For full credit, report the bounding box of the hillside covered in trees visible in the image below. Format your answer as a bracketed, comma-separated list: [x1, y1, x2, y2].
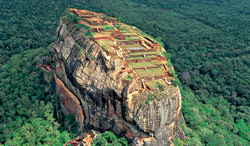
[0, 0, 249, 145]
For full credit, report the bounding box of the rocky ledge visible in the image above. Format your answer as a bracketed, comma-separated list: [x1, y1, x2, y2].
[51, 8, 184, 146]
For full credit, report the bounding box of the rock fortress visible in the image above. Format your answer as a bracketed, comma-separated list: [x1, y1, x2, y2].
[44, 8, 184, 146]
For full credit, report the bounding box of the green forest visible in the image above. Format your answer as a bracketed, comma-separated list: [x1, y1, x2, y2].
[0, 0, 249, 145]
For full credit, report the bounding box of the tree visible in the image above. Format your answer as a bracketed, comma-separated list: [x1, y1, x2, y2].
[235, 119, 250, 141]
[92, 131, 128, 146]
[5, 103, 71, 146]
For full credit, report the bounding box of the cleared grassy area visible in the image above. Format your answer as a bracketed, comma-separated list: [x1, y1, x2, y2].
[104, 27, 115, 31]
[97, 39, 116, 46]
[135, 70, 149, 76]
[129, 61, 155, 68]
[121, 32, 135, 35]
[114, 23, 122, 28]
[120, 44, 143, 49]
[128, 59, 167, 68]
[125, 36, 140, 40]
[126, 55, 156, 60]
[129, 51, 160, 56]
[151, 59, 167, 65]
[146, 80, 167, 90]
[146, 66, 165, 74]
[135, 66, 165, 76]
[119, 29, 131, 33]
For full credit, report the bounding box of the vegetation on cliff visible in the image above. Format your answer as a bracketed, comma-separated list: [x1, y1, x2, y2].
[0, 0, 249, 145]
[92, 131, 128, 146]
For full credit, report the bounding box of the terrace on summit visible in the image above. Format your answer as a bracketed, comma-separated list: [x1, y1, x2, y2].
[70, 8, 177, 101]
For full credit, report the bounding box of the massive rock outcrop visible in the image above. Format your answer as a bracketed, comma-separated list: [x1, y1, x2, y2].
[51, 8, 184, 145]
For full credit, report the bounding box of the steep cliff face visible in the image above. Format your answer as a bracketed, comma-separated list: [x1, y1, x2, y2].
[52, 9, 184, 145]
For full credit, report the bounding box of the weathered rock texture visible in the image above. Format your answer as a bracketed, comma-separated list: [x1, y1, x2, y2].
[52, 9, 184, 145]
[64, 130, 98, 146]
